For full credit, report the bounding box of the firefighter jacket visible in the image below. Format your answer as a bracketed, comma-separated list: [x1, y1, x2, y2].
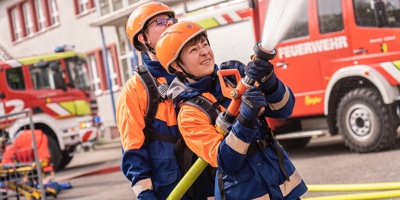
[167, 65, 308, 200]
[1, 130, 53, 172]
[116, 53, 184, 200]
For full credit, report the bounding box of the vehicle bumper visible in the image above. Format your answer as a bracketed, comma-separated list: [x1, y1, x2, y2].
[62, 131, 80, 147]
[79, 127, 99, 143]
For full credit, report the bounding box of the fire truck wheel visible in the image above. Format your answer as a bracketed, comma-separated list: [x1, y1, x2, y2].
[336, 88, 397, 153]
[58, 150, 74, 170]
[47, 136, 62, 171]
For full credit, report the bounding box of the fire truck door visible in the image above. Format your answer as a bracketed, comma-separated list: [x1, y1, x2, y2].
[0, 66, 27, 116]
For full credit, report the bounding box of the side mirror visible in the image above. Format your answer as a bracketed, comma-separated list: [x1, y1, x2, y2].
[53, 71, 67, 91]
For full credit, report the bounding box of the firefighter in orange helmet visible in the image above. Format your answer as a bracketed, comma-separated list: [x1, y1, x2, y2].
[118, 2, 214, 199]
[156, 21, 307, 199]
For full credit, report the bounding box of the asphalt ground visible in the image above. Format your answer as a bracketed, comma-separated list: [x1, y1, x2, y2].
[46, 133, 400, 200]
[53, 141, 130, 200]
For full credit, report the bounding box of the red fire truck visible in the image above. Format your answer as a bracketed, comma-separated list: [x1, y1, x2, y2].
[0, 47, 101, 169]
[181, 0, 400, 152]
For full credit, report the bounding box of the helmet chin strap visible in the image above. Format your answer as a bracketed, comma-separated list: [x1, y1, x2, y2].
[176, 62, 200, 81]
[141, 32, 156, 55]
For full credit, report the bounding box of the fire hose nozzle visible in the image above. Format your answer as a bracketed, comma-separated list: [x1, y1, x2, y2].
[253, 42, 276, 61]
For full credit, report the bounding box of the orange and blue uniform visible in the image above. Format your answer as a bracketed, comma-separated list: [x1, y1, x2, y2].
[1, 130, 53, 172]
[167, 65, 307, 200]
[117, 53, 186, 200]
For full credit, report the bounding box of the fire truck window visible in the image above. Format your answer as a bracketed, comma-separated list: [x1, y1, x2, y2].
[354, 0, 400, 27]
[317, 0, 344, 34]
[66, 59, 91, 90]
[29, 65, 53, 90]
[6, 68, 25, 90]
[282, 0, 309, 41]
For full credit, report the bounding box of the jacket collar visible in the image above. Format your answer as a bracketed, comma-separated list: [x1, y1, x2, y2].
[142, 53, 176, 85]
[167, 65, 226, 107]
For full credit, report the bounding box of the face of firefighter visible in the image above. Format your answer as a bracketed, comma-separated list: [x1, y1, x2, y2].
[173, 35, 215, 81]
[138, 14, 174, 51]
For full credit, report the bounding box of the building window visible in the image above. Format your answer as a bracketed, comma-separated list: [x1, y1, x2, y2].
[8, 0, 60, 42]
[10, 8, 23, 41]
[22, 2, 34, 36]
[87, 54, 102, 95]
[106, 49, 119, 91]
[74, 0, 95, 15]
[117, 26, 127, 55]
[120, 58, 131, 83]
[87, 44, 121, 96]
[47, 0, 59, 25]
[99, 0, 110, 16]
[112, 0, 123, 11]
[34, 0, 46, 31]
[128, 0, 139, 5]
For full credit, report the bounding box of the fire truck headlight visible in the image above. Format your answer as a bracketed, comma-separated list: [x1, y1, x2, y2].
[79, 121, 92, 129]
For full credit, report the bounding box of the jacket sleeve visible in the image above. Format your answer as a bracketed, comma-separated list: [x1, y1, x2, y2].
[262, 78, 295, 119]
[178, 105, 224, 167]
[178, 104, 257, 175]
[116, 76, 155, 199]
[218, 121, 257, 174]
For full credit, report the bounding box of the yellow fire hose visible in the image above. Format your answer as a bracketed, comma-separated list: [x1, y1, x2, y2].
[302, 189, 400, 200]
[166, 159, 209, 200]
[307, 182, 400, 192]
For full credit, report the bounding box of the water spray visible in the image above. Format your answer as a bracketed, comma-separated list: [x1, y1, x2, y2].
[260, 0, 306, 51]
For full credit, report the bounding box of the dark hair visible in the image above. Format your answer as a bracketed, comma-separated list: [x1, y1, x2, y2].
[176, 33, 208, 66]
[185, 33, 207, 48]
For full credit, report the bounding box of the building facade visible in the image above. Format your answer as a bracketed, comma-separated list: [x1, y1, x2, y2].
[0, 0, 243, 141]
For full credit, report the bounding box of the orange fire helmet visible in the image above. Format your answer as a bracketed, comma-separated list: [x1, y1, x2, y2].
[126, 2, 175, 51]
[156, 21, 207, 74]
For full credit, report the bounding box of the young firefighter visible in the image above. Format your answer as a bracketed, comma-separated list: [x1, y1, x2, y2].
[117, 2, 214, 199]
[156, 21, 308, 200]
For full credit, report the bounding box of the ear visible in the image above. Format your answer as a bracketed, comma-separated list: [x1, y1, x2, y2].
[170, 61, 182, 73]
[137, 33, 145, 44]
